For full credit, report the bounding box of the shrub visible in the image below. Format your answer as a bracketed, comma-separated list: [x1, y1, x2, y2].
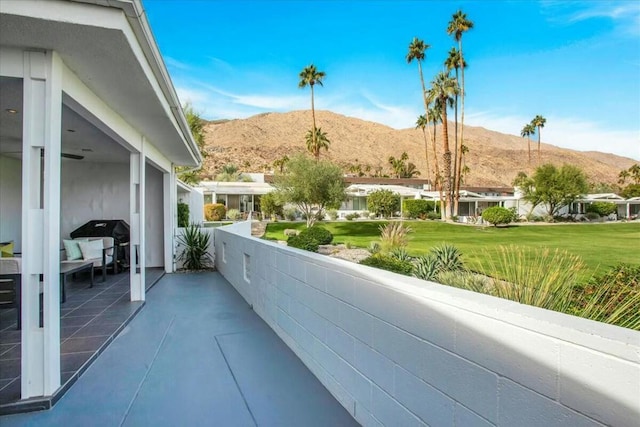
[586, 202, 616, 217]
[260, 192, 284, 219]
[482, 206, 514, 227]
[368, 242, 381, 255]
[300, 226, 333, 245]
[437, 271, 489, 292]
[367, 189, 400, 218]
[227, 209, 241, 221]
[177, 223, 212, 270]
[177, 202, 190, 228]
[345, 212, 360, 221]
[571, 264, 640, 330]
[426, 211, 441, 220]
[284, 208, 299, 221]
[287, 234, 319, 252]
[379, 222, 412, 253]
[284, 229, 300, 237]
[327, 209, 338, 220]
[359, 254, 413, 276]
[585, 212, 601, 221]
[204, 203, 226, 221]
[403, 199, 436, 219]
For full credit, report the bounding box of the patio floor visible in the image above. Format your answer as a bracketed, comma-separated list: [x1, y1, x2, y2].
[0, 271, 357, 426]
[0, 268, 165, 413]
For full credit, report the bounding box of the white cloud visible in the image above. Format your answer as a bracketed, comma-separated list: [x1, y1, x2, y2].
[164, 56, 191, 71]
[543, 1, 640, 36]
[466, 111, 640, 160]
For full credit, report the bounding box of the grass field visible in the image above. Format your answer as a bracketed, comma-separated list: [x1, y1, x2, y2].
[264, 221, 640, 281]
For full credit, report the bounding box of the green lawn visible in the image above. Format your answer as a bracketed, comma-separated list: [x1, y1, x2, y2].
[264, 221, 640, 281]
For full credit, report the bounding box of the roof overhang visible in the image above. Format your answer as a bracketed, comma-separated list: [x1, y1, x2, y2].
[0, 0, 201, 167]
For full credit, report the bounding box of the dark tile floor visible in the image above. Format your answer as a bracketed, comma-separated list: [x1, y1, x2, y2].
[0, 268, 164, 412]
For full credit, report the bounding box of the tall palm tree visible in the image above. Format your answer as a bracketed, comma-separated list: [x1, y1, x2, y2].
[406, 37, 432, 113]
[521, 123, 536, 163]
[298, 64, 326, 149]
[531, 115, 546, 161]
[444, 47, 465, 214]
[415, 115, 431, 187]
[447, 10, 473, 216]
[305, 127, 330, 160]
[427, 102, 444, 214]
[428, 72, 458, 219]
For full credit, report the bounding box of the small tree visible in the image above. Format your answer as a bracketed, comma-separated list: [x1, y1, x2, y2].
[260, 192, 284, 220]
[515, 164, 588, 218]
[273, 154, 345, 228]
[177, 103, 207, 184]
[482, 206, 514, 227]
[367, 189, 401, 218]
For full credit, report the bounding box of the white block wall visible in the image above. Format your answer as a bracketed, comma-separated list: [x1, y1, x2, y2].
[214, 222, 640, 427]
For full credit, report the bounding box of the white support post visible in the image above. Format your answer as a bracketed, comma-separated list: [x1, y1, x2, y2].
[21, 50, 62, 398]
[129, 146, 146, 301]
[163, 169, 176, 273]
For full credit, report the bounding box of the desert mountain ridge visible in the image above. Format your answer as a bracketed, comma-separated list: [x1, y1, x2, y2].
[201, 110, 636, 188]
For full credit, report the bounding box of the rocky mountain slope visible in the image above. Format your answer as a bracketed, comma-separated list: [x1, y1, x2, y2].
[201, 110, 635, 187]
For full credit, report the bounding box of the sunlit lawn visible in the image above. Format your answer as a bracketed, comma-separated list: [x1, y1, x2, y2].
[264, 221, 640, 281]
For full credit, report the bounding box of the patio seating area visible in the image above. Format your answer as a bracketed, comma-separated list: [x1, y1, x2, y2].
[0, 271, 356, 426]
[0, 268, 165, 414]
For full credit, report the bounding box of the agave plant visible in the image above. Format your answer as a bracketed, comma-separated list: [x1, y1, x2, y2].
[414, 255, 440, 281]
[431, 243, 464, 272]
[177, 223, 213, 270]
[389, 247, 412, 262]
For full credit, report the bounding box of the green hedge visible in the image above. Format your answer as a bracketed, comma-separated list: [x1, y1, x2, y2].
[402, 199, 438, 219]
[359, 254, 413, 276]
[300, 226, 333, 245]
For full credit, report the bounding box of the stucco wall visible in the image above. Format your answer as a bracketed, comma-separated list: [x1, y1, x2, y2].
[0, 155, 22, 251]
[214, 222, 640, 427]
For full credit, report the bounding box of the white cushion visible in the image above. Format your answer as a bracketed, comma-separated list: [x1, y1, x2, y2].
[0, 257, 21, 274]
[78, 239, 103, 260]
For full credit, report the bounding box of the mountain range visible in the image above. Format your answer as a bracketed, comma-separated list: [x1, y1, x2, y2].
[200, 110, 635, 188]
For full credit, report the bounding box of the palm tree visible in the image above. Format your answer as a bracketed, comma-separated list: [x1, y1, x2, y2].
[444, 47, 466, 215]
[305, 127, 330, 160]
[521, 123, 536, 163]
[447, 10, 474, 216]
[531, 115, 546, 161]
[406, 37, 432, 113]
[298, 64, 326, 149]
[427, 102, 444, 213]
[415, 115, 431, 187]
[273, 155, 289, 173]
[428, 72, 458, 219]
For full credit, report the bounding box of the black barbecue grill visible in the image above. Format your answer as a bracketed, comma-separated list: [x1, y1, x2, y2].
[70, 220, 130, 269]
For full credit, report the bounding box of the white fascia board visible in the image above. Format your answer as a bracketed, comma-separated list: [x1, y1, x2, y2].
[144, 140, 171, 173]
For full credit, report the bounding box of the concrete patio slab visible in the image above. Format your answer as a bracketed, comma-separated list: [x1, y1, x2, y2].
[0, 272, 357, 426]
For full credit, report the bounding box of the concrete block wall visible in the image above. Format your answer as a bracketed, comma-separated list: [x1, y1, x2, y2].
[215, 222, 640, 426]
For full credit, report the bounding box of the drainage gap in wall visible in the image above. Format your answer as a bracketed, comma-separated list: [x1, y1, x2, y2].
[222, 242, 227, 263]
[243, 253, 250, 283]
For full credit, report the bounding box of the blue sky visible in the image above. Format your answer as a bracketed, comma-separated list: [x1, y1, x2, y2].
[144, 0, 640, 160]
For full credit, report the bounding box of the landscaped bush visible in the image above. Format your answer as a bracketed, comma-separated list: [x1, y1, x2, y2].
[345, 212, 360, 221]
[177, 202, 190, 228]
[176, 223, 212, 270]
[482, 206, 515, 227]
[227, 209, 241, 221]
[367, 189, 400, 218]
[287, 233, 319, 252]
[402, 199, 437, 219]
[300, 226, 333, 245]
[327, 209, 338, 220]
[426, 211, 441, 220]
[585, 212, 601, 221]
[359, 254, 413, 276]
[260, 192, 284, 219]
[389, 247, 412, 262]
[413, 244, 465, 282]
[284, 208, 299, 221]
[571, 264, 640, 330]
[586, 202, 617, 217]
[204, 203, 226, 221]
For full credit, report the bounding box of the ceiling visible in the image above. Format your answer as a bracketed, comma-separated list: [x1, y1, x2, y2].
[0, 76, 130, 163]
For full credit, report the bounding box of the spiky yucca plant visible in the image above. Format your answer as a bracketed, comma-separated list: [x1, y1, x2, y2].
[177, 223, 213, 270]
[389, 247, 412, 262]
[414, 255, 440, 281]
[431, 243, 464, 271]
